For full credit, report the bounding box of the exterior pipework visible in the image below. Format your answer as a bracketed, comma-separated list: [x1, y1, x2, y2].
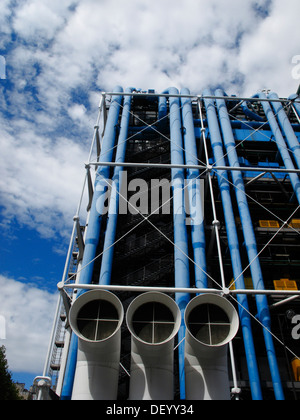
[61, 86, 124, 400]
[269, 92, 300, 170]
[257, 92, 300, 206]
[203, 90, 263, 400]
[99, 88, 135, 286]
[240, 101, 265, 122]
[184, 294, 239, 400]
[215, 89, 285, 400]
[290, 94, 300, 117]
[160, 88, 191, 400]
[78, 86, 124, 291]
[180, 88, 207, 289]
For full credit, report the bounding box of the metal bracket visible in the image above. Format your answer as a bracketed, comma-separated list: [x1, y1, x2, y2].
[85, 165, 94, 212]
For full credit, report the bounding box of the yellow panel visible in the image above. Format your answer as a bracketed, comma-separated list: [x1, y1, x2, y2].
[259, 220, 280, 228]
[292, 358, 300, 382]
[269, 220, 280, 228]
[273, 280, 286, 290]
[244, 277, 254, 289]
[291, 219, 300, 229]
[274, 279, 298, 291]
[285, 280, 298, 291]
[229, 279, 236, 291]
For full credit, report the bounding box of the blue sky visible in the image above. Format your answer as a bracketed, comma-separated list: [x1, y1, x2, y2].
[0, 0, 299, 390]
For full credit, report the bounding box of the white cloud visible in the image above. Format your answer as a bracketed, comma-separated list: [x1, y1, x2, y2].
[68, 103, 87, 121]
[0, 119, 88, 239]
[238, 0, 300, 96]
[13, 0, 76, 41]
[0, 275, 57, 373]
[0, 0, 300, 242]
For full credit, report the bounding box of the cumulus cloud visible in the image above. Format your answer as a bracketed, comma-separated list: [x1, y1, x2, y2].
[0, 120, 89, 238]
[0, 0, 299, 241]
[0, 275, 57, 373]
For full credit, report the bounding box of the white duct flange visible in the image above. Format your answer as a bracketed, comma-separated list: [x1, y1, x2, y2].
[184, 294, 239, 400]
[69, 290, 124, 400]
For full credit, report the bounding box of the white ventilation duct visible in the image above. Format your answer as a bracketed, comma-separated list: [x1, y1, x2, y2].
[184, 294, 239, 400]
[126, 292, 181, 400]
[69, 290, 124, 400]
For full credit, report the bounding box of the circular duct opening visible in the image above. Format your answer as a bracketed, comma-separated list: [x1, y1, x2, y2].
[131, 301, 176, 344]
[76, 299, 119, 342]
[187, 303, 231, 346]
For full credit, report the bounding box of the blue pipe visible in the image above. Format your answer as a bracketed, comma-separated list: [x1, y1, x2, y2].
[99, 88, 135, 286]
[203, 90, 263, 400]
[295, 101, 300, 117]
[77, 86, 124, 292]
[289, 94, 300, 117]
[257, 92, 300, 206]
[241, 101, 265, 123]
[215, 88, 285, 400]
[180, 88, 207, 289]
[160, 88, 191, 400]
[269, 92, 300, 169]
[61, 86, 123, 400]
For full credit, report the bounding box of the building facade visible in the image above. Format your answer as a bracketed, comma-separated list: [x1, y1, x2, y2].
[39, 87, 300, 400]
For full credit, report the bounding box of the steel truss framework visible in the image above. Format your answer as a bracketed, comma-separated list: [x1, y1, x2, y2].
[40, 88, 300, 401]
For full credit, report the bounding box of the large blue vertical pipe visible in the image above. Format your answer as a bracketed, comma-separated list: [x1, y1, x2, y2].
[215, 88, 285, 400]
[77, 86, 124, 292]
[269, 92, 300, 170]
[99, 88, 134, 286]
[203, 90, 263, 400]
[61, 86, 123, 400]
[160, 88, 191, 400]
[258, 92, 300, 206]
[180, 88, 207, 289]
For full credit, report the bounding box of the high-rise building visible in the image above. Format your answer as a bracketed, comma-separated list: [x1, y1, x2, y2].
[38, 87, 300, 400]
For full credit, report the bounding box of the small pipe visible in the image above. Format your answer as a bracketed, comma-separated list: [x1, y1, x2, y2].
[104, 91, 293, 103]
[62, 283, 300, 296]
[87, 160, 300, 174]
[241, 101, 265, 122]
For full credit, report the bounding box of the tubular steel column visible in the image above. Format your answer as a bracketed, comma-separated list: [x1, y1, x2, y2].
[215, 88, 284, 400]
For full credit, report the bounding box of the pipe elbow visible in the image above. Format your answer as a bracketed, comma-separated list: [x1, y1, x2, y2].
[184, 294, 239, 400]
